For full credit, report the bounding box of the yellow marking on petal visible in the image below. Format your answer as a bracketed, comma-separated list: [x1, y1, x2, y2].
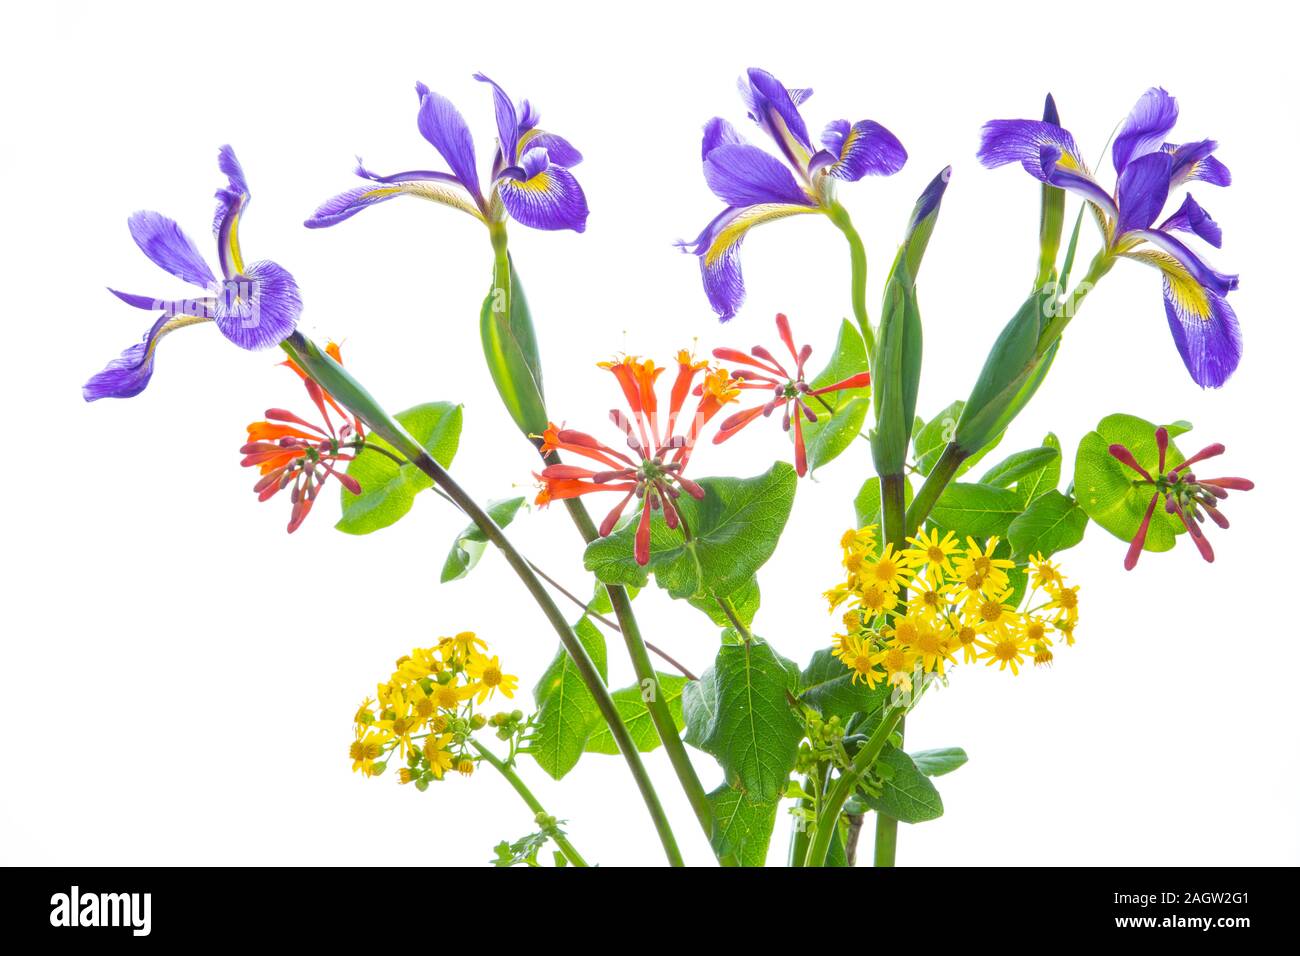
[510, 171, 553, 194]
[226, 211, 245, 275]
[371, 183, 486, 223]
[703, 203, 821, 267]
[1122, 249, 1212, 319]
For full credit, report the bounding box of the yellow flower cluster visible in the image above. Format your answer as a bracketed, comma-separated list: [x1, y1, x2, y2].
[827, 525, 1079, 689]
[350, 632, 520, 784]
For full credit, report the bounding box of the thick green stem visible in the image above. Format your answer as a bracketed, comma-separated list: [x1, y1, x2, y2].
[281, 333, 683, 867]
[471, 740, 588, 867]
[559, 497, 731, 866]
[825, 199, 875, 362]
[904, 442, 968, 535]
[804, 705, 906, 867]
[1036, 250, 1114, 359]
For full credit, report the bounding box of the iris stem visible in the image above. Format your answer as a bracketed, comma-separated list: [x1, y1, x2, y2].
[280, 332, 684, 867]
[559, 496, 732, 866]
[470, 740, 588, 867]
[825, 199, 875, 365]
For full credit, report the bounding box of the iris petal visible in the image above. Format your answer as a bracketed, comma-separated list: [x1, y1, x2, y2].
[518, 130, 582, 167]
[823, 119, 907, 181]
[1158, 193, 1222, 248]
[127, 211, 217, 289]
[304, 181, 485, 228]
[743, 68, 814, 152]
[701, 117, 744, 159]
[498, 160, 589, 232]
[1113, 87, 1179, 175]
[1127, 229, 1237, 297]
[473, 72, 520, 164]
[211, 259, 302, 351]
[703, 143, 813, 207]
[415, 82, 483, 202]
[977, 119, 1086, 172]
[82, 315, 188, 401]
[1115, 151, 1172, 236]
[1166, 140, 1232, 187]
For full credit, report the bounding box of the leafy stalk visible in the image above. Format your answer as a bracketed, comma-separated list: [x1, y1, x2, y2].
[471, 740, 588, 867]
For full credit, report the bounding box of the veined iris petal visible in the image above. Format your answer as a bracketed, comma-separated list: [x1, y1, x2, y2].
[497, 148, 589, 232]
[415, 81, 484, 204]
[1112, 87, 1179, 175]
[1159, 193, 1222, 248]
[703, 143, 814, 207]
[1114, 152, 1173, 237]
[820, 119, 907, 181]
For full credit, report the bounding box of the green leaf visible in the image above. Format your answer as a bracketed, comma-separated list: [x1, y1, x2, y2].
[584, 462, 797, 604]
[529, 618, 607, 780]
[689, 577, 761, 628]
[859, 746, 944, 823]
[1015, 433, 1061, 505]
[800, 320, 871, 473]
[798, 648, 888, 725]
[979, 446, 1059, 489]
[584, 673, 687, 755]
[1164, 419, 1193, 438]
[911, 747, 968, 777]
[439, 497, 526, 582]
[336, 402, 463, 534]
[1074, 413, 1185, 551]
[929, 483, 1024, 538]
[707, 784, 778, 867]
[1008, 489, 1088, 561]
[684, 638, 803, 802]
[853, 475, 913, 530]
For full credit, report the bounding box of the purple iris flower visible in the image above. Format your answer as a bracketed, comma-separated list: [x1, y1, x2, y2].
[978, 88, 1240, 388]
[679, 68, 907, 321]
[306, 74, 587, 233]
[83, 146, 302, 402]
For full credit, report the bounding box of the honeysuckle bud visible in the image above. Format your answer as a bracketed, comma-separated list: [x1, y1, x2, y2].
[1037, 94, 1065, 288]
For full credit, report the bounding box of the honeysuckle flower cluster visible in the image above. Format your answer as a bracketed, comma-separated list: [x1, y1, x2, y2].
[828, 525, 1079, 687]
[713, 312, 872, 476]
[83, 146, 302, 401]
[241, 343, 365, 533]
[307, 74, 588, 233]
[979, 87, 1239, 388]
[1109, 424, 1254, 568]
[350, 633, 520, 786]
[680, 67, 906, 320]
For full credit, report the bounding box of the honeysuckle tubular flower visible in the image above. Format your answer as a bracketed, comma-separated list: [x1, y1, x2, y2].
[1108, 425, 1253, 568]
[978, 88, 1240, 387]
[306, 74, 587, 233]
[679, 68, 906, 321]
[83, 146, 302, 401]
[534, 353, 735, 565]
[241, 343, 366, 533]
[711, 313, 872, 476]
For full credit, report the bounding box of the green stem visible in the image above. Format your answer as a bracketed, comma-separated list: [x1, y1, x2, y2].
[281, 333, 683, 867]
[825, 199, 875, 363]
[716, 594, 752, 643]
[904, 442, 968, 535]
[559, 496, 731, 865]
[1036, 250, 1114, 360]
[471, 740, 588, 867]
[804, 705, 906, 867]
[787, 773, 816, 867]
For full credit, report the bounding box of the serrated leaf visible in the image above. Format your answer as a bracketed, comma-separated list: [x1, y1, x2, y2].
[929, 483, 1024, 538]
[529, 618, 607, 780]
[439, 497, 526, 582]
[798, 648, 889, 725]
[1007, 489, 1088, 560]
[911, 747, 968, 777]
[708, 784, 778, 867]
[584, 462, 796, 604]
[859, 746, 943, 823]
[584, 673, 687, 755]
[337, 402, 463, 534]
[685, 639, 802, 802]
[1074, 413, 1185, 551]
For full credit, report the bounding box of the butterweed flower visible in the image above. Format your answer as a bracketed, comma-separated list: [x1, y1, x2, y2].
[83, 146, 302, 401]
[679, 68, 907, 321]
[240, 343, 364, 533]
[1108, 425, 1253, 568]
[979, 88, 1240, 387]
[712, 313, 872, 476]
[534, 352, 737, 565]
[307, 74, 587, 233]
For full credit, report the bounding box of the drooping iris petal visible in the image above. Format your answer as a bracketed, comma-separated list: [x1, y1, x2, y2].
[1112, 87, 1179, 175]
[701, 117, 744, 159]
[473, 72, 520, 164]
[1037, 145, 1119, 219]
[518, 130, 582, 168]
[415, 82, 483, 202]
[1162, 277, 1242, 388]
[703, 144, 813, 207]
[127, 211, 217, 289]
[1127, 228, 1238, 297]
[211, 259, 302, 350]
[497, 150, 588, 232]
[1166, 139, 1231, 187]
[977, 118, 1086, 172]
[82, 315, 176, 401]
[1159, 193, 1222, 248]
[304, 180, 484, 228]
[743, 68, 814, 153]
[1114, 151, 1172, 236]
[353, 162, 466, 186]
[107, 288, 214, 314]
[820, 119, 907, 180]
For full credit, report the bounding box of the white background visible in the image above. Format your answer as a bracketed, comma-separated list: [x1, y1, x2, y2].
[3, 0, 1296, 866]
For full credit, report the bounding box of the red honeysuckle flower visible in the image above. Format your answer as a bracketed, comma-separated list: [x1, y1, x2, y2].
[534, 350, 739, 565]
[1109, 425, 1253, 569]
[241, 343, 366, 533]
[711, 313, 872, 476]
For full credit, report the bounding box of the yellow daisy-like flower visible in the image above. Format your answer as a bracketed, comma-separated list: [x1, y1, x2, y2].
[863, 543, 913, 593]
[393, 646, 442, 685]
[353, 697, 376, 728]
[423, 733, 456, 780]
[951, 621, 980, 664]
[965, 590, 1017, 634]
[975, 632, 1031, 674]
[953, 537, 1015, 595]
[433, 678, 474, 711]
[825, 580, 858, 612]
[456, 757, 476, 777]
[856, 582, 896, 617]
[910, 619, 956, 675]
[903, 527, 961, 580]
[1046, 585, 1080, 625]
[906, 580, 947, 620]
[375, 692, 422, 757]
[834, 632, 883, 688]
[840, 524, 879, 560]
[465, 653, 519, 704]
[1055, 617, 1077, 647]
[1027, 553, 1063, 591]
[873, 644, 919, 692]
[349, 727, 393, 777]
